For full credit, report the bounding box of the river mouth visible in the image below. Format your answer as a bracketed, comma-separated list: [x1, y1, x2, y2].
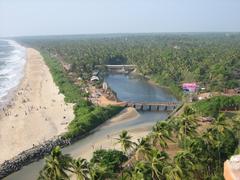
[5, 73, 177, 180]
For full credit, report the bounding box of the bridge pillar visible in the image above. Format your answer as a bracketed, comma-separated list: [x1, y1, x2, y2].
[149, 105, 152, 111]
[164, 106, 168, 111]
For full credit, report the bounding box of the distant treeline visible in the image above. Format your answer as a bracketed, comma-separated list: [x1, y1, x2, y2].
[18, 33, 240, 97]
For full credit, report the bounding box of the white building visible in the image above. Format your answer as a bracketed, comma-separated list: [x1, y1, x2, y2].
[90, 76, 99, 82]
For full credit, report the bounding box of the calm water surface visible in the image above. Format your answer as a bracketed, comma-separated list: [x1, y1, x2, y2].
[105, 73, 176, 102]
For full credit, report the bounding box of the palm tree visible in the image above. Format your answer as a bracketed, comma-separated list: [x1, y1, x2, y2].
[197, 114, 236, 177]
[183, 106, 195, 116]
[231, 117, 240, 144]
[150, 121, 174, 150]
[120, 168, 135, 180]
[156, 121, 173, 132]
[38, 146, 72, 180]
[174, 115, 198, 148]
[131, 161, 151, 180]
[147, 148, 169, 179]
[90, 163, 112, 180]
[162, 164, 183, 180]
[200, 131, 217, 177]
[210, 113, 231, 133]
[207, 113, 232, 171]
[69, 157, 90, 180]
[115, 130, 135, 154]
[187, 137, 209, 178]
[135, 137, 152, 160]
[174, 150, 198, 179]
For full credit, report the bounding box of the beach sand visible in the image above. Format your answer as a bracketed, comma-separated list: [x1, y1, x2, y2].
[97, 95, 126, 107]
[104, 107, 139, 125]
[76, 127, 150, 160]
[0, 48, 75, 163]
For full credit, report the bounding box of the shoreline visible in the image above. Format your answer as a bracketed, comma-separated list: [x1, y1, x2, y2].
[0, 45, 27, 110]
[0, 48, 75, 164]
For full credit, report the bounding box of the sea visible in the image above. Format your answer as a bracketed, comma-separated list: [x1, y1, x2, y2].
[0, 39, 26, 106]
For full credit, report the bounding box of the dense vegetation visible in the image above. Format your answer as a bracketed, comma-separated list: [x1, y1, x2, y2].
[38, 147, 128, 180]
[119, 105, 240, 179]
[193, 95, 240, 117]
[39, 103, 240, 179]
[17, 33, 240, 179]
[42, 51, 123, 139]
[90, 149, 128, 178]
[19, 33, 240, 97]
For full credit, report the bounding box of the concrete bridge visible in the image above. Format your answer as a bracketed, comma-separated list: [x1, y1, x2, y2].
[105, 65, 136, 68]
[96, 65, 136, 73]
[126, 101, 179, 112]
[107, 65, 136, 73]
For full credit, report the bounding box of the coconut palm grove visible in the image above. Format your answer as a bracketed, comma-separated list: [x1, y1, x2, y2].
[14, 33, 240, 180]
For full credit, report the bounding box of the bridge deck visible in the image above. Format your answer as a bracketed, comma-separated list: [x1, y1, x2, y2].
[96, 65, 136, 68]
[106, 65, 136, 67]
[127, 102, 178, 107]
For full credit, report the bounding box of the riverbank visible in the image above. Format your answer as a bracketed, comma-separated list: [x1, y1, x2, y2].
[88, 85, 126, 107]
[0, 48, 75, 163]
[64, 107, 143, 160]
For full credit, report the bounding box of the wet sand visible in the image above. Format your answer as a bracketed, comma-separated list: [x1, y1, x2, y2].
[0, 48, 75, 163]
[74, 125, 151, 160]
[97, 95, 126, 106]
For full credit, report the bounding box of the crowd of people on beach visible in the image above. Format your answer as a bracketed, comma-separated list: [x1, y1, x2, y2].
[0, 83, 68, 123]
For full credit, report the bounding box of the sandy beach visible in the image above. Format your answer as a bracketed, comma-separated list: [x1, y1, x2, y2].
[0, 48, 75, 163]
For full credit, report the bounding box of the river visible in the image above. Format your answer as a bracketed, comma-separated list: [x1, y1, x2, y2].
[5, 73, 177, 180]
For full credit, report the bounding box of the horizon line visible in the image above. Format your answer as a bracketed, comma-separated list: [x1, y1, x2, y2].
[1, 31, 240, 39]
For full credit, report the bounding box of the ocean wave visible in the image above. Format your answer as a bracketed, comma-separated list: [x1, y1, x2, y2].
[0, 40, 26, 103]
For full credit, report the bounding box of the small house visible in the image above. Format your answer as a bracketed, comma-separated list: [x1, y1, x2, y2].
[90, 76, 99, 82]
[182, 83, 198, 93]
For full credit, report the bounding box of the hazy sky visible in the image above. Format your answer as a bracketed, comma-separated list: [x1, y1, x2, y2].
[1, 0, 240, 37]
